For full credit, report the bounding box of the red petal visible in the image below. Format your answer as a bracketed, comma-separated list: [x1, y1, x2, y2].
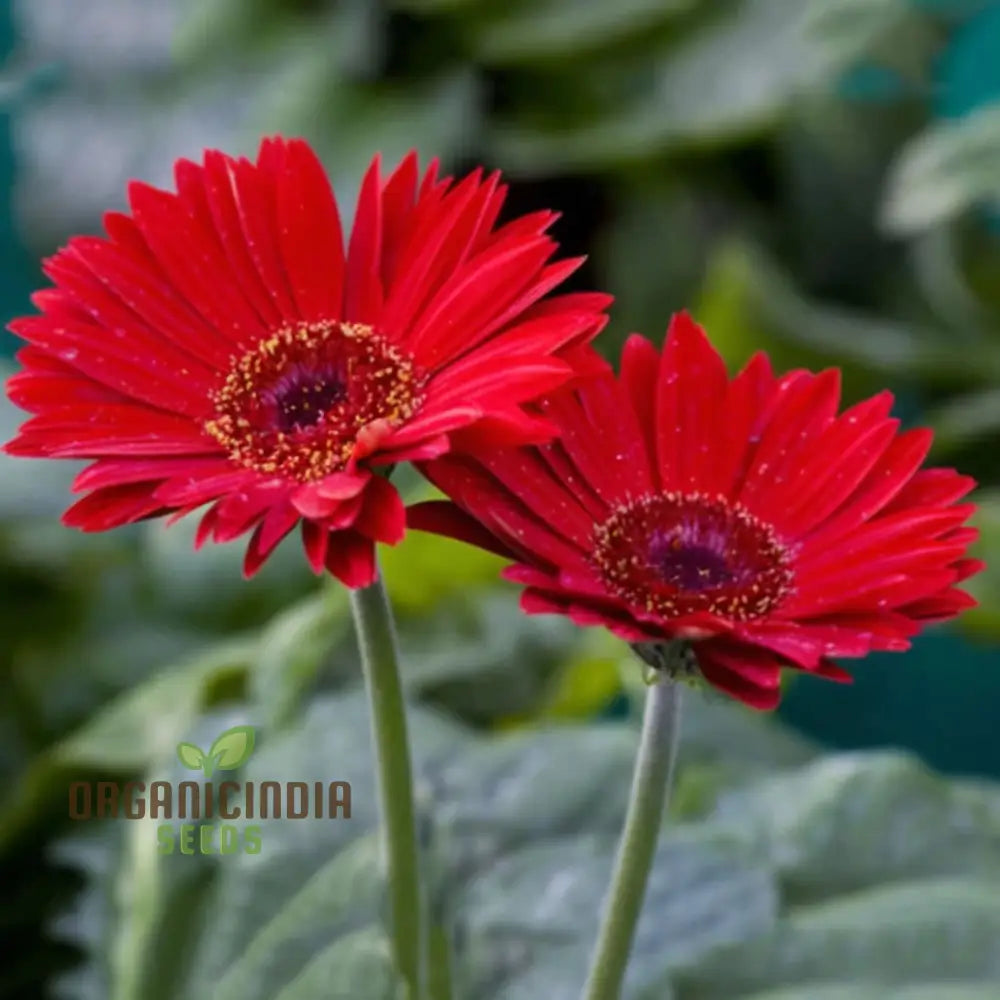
[739, 369, 841, 521]
[378, 406, 481, 450]
[343, 156, 384, 323]
[353, 475, 407, 545]
[539, 388, 627, 506]
[774, 393, 896, 537]
[374, 435, 452, 465]
[291, 472, 370, 518]
[655, 312, 730, 492]
[7, 366, 129, 414]
[477, 448, 596, 550]
[407, 499, 517, 559]
[535, 439, 608, 521]
[9, 403, 217, 458]
[803, 428, 933, 543]
[62, 482, 167, 530]
[407, 238, 558, 367]
[619, 334, 661, 486]
[230, 150, 298, 320]
[201, 150, 283, 328]
[379, 151, 420, 290]
[301, 519, 331, 573]
[898, 587, 978, 621]
[714, 352, 776, 500]
[427, 256, 590, 366]
[449, 410, 559, 451]
[274, 139, 346, 321]
[420, 455, 589, 570]
[73, 456, 233, 493]
[324, 531, 377, 588]
[128, 179, 266, 344]
[11, 307, 213, 418]
[696, 641, 783, 710]
[379, 169, 491, 335]
[883, 467, 977, 512]
[243, 502, 299, 577]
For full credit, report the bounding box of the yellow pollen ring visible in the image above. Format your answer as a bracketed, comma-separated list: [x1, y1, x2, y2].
[590, 490, 794, 622]
[204, 320, 425, 482]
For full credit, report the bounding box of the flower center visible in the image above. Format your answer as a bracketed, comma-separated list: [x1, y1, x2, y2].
[268, 368, 348, 433]
[591, 492, 793, 621]
[204, 321, 425, 482]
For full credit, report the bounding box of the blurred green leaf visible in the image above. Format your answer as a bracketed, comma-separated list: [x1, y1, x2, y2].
[271, 926, 405, 1000]
[962, 491, 1000, 638]
[595, 184, 714, 353]
[398, 593, 577, 698]
[678, 878, 1000, 997]
[882, 101, 1000, 235]
[381, 527, 507, 616]
[710, 751, 1000, 903]
[804, 0, 940, 89]
[742, 987, 1000, 1000]
[803, 0, 910, 75]
[668, 687, 817, 772]
[48, 825, 123, 1000]
[451, 832, 775, 999]
[695, 239, 1000, 384]
[249, 584, 350, 730]
[517, 645, 622, 724]
[925, 386, 1000, 454]
[50, 684, 1000, 999]
[175, 0, 386, 78]
[52, 640, 254, 773]
[0, 638, 254, 853]
[490, 0, 824, 173]
[172, 0, 278, 64]
[141, 517, 313, 631]
[473, 0, 693, 66]
[54, 693, 464, 1000]
[210, 834, 386, 1000]
[13, 619, 211, 739]
[261, 71, 481, 197]
[388, 0, 483, 10]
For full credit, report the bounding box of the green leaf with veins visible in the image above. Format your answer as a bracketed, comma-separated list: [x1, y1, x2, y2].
[48, 686, 1000, 1000]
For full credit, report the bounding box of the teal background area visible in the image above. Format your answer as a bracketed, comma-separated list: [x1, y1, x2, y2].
[933, 2, 1000, 119]
[1, 4, 32, 359]
[780, 634, 1000, 779]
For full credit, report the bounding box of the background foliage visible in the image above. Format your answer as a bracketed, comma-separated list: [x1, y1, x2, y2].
[1, 1, 1000, 998]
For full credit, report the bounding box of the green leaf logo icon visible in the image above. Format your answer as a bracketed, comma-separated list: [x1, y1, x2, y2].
[176, 725, 255, 777]
[208, 725, 256, 772]
[176, 742, 206, 771]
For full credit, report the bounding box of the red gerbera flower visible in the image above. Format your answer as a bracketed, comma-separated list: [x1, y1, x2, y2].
[2, 136, 610, 587]
[410, 313, 984, 709]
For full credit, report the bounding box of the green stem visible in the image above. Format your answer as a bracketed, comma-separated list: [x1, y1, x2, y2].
[580, 671, 684, 1000]
[350, 569, 424, 999]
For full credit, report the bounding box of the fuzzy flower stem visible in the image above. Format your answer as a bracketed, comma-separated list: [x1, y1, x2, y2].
[350, 569, 424, 999]
[581, 656, 684, 1000]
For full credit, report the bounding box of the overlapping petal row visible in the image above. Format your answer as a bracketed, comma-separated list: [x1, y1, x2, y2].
[411, 313, 983, 709]
[3, 137, 610, 587]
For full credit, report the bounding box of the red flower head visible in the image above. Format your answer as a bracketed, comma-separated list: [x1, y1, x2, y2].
[410, 313, 984, 709]
[2, 137, 610, 587]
